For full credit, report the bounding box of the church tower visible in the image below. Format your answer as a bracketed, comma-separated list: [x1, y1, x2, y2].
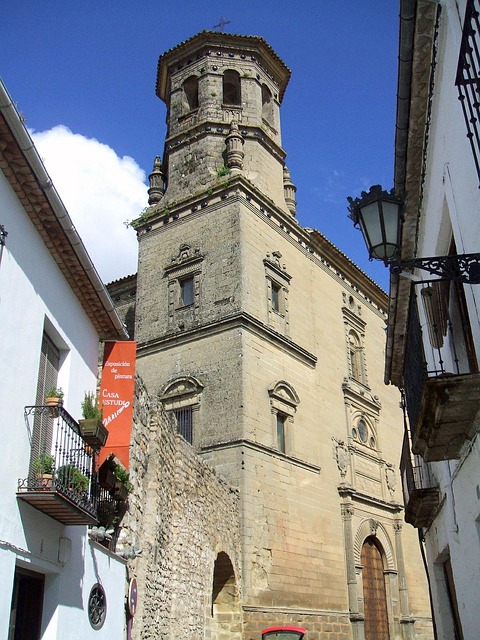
[131, 31, 433, 639]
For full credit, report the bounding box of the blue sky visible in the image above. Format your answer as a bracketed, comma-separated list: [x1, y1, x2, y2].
[1, 1, 399, 288]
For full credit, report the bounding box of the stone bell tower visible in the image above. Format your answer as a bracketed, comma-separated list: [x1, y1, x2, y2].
[149, 31, 295, 214]
[130, 30, 433, 640]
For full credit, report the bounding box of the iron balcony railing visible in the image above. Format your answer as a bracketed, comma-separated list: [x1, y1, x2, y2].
[18, 405, 129, 535]
[400, 438, 437, 499]
[403, 281, 478, 438]
[19, 405, 97, 520]
[400, 432, 440, 527]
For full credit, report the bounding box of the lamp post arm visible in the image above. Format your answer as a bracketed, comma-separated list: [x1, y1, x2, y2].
[391, 253, 480, 284]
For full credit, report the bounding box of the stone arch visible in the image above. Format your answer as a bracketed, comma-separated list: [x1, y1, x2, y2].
[353, 519, 395, 570]
[208, 551, 242, 639]
[161, 375, 204, 399]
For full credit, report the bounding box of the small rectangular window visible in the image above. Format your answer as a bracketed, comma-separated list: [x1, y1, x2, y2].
[276, 413, 286, 453]
[271, 282, 281, 313]
[180, 277, 194, 307]
[174, 406, 193, 444]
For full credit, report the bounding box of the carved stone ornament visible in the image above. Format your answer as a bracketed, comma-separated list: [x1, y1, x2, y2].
[341, 503, 354, 519]
[369, 519, 379, 536]
[333, 438, 348, 478]
[385, 463, 397, 494]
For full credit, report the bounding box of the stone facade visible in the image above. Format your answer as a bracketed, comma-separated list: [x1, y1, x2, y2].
[112, 31, 434, 639]
[119, 376, 241, 640]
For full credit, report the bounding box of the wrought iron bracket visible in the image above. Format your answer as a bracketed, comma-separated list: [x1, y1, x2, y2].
[390, 253, 480, 283]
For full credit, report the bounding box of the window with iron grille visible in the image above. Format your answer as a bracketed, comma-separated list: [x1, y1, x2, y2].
[160, 376, 203, 447]
[173, 406, 193, 444]
[456, 0, 480, 186]
[30, 333, 60, 476]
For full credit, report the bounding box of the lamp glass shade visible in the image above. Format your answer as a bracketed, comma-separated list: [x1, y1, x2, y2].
[357, 199, 401, 263]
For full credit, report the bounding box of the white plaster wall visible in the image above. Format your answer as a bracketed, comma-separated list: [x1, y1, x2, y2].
[418, 0, 480, 351]
[0, 164, 126, 636]
[416, 2, 480, 636]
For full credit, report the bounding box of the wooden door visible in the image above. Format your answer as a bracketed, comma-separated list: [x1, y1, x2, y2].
[361, 537, 390, 640]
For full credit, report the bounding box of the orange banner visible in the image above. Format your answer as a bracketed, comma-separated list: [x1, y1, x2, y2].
[99, 341, 137, 470]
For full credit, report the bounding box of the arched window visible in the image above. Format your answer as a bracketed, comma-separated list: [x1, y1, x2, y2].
[268, 381, 300, 454]
[261, 84, 274, 124]
[160, 376, 204, 445]
[348, 329, 364, 382]
[361, 537, 390, 639]
[183, 76, 199, 111]
[223, 70, 241, 106]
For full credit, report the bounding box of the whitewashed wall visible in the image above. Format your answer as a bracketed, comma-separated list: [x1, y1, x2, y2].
[0, 158, 126, 637]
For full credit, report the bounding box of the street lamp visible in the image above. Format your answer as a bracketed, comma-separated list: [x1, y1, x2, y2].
[348, 185, 480, 284]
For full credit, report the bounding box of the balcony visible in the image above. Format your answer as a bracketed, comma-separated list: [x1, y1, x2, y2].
[401, 435, 440, 529]
[18, 405, 98, 525]
[404, 282, 480, 461]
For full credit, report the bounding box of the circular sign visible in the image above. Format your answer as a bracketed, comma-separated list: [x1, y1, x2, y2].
[128, 578, 138, 616]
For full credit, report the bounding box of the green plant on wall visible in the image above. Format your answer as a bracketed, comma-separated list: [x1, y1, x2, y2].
[114, 464, 133, 493]
[216, 165, 231, 178]
[45, 387, 64, 399]
[81, 391, 101, 420]
[33, 453, 55, 475]
[56, 464, 89, 493]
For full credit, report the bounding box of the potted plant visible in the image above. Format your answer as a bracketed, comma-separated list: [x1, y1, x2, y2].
[45, 387, 64, 407]
[111, 463, 132, 501]
[33, 453, 55, 489]
[79, 392, 108, 448]
[98, 454, 116, 490]
[56, 464, 89, 494]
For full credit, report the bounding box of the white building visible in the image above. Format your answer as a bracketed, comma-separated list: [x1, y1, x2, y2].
[384, 1, 480, 638]
[0, 79, 128, 639]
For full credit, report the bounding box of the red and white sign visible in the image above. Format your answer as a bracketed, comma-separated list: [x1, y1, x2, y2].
[99, 341, 137, 470]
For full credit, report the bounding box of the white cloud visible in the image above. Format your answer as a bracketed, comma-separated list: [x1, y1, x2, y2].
[30, 125, 147, 283]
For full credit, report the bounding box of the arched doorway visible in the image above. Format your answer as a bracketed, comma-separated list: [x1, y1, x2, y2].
[208, 552, 242, 640]
[361, 537, 390, 639]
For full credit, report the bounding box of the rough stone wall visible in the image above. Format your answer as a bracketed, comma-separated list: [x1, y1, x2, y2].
[118, 376, 241, 639]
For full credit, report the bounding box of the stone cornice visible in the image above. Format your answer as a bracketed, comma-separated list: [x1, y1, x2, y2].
[200, 438, 321, 474]
[337, 483, 403, 514]
[136, 175, 388, 318]
[137, 310, 317, 368]
[156, 31, 291, 103]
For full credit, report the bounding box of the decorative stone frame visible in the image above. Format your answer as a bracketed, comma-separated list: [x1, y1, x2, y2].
[165, 244, 204, 330]
[268, 380, 300, 453]
[264, 251, 291, 335]
[351, 412, 377, 451]
[160, 376, 204, 444]
[341, 505, 413, 639]
[342, 293, 368, 388]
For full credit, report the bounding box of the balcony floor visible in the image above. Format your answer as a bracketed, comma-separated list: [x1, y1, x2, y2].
[412, 373, 480, 461]
[405, 487, 441, 528]
[17, 488, 97, 525]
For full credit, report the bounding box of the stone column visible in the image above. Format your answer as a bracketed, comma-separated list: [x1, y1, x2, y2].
[393, 519, 415, 639]
[341, 502, 364, 640]
[225, 120, 244, 171]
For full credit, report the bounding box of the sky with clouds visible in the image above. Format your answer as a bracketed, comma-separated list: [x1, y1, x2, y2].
[1, 1, 399, 289]
[30, 126, 146, 281]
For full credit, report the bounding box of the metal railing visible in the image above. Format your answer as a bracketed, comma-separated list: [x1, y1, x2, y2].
[400, 433, 437, 501]
[403, 281, 477, 437]
[20, 405, 96, 517]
